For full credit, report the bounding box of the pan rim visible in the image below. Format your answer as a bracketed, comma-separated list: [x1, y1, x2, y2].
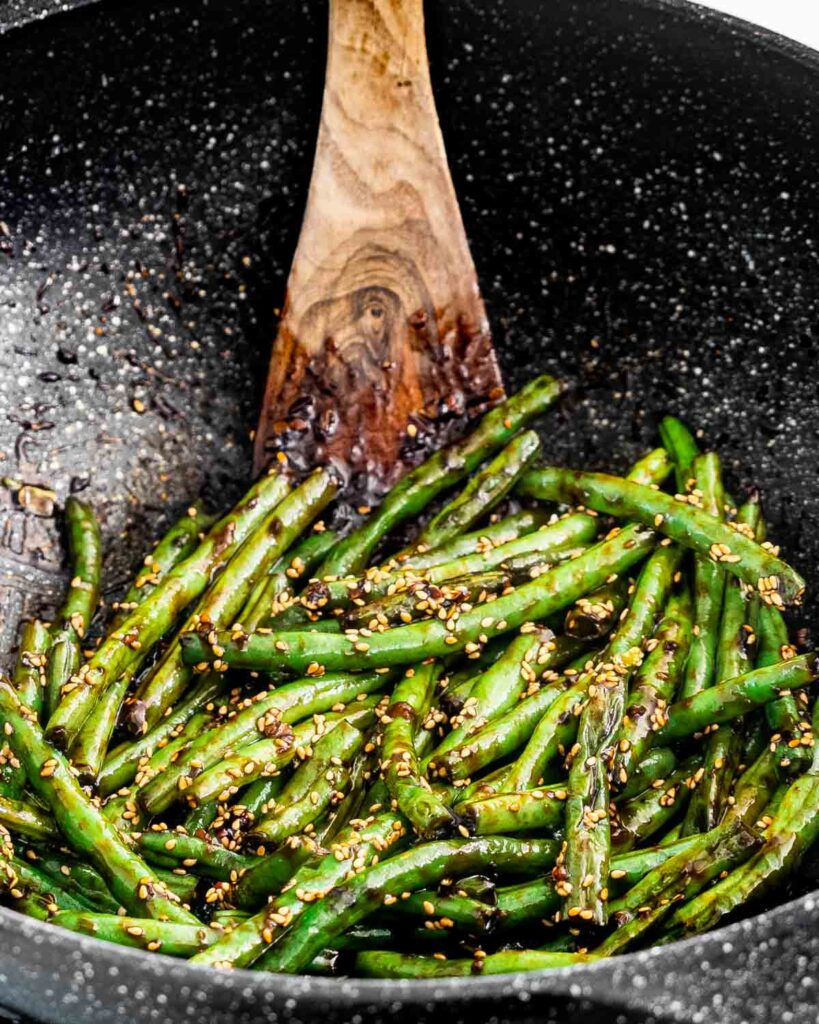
[0, 879, 815, 1005]
[4, 0, 819, 76]
[0, 0, 817, 1008]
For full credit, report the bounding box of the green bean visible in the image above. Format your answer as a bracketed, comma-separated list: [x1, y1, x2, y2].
[183, 802, 219, 835]
[614, 747, 678, 803]
[180, 523, 657, 674]
[723, 741, 810, 829]
[126, 468, 338, 737]
[153, 869, 198, 905]
[43, 500, 103, 723]
[448, 874, 497, 901]
[740, 711, 769, 766]
[757, 602, 801, 733]
[657, 417, 699, 491]
[43, 629, 80, 728]
[2, 379, 813, 972]
[564, 578, 628, 640]
[32, 852, 121, 914]
[598, 820, 761, 954]
[611, 818, 760, 924]
[241, 530, 338, 630]
[517, 466, 804, 606]
[102, 709, 217, 830]
[140, 673, 387, 815]
[451, 766, 511, 806]
[344, 569, 516, 631]
[562, 544, 682, 924]
[317, 750, 378, 842]
[495, 663, 593, 793]
[493, 833, 702, 930]
[239, 762, 372, 899]
[0, 679, 198, 925]
[442, 673, 481, 715]
[429, 656, 592, 782]
[45, 469, 291, 750]
[354, 948, 594, 978]
[461, 785, 566, 835]
[180, 720, 298, 811]
[279, 512, 598, 630]
[261, 836, 560, 974]
[427, 629, 582, 766]
[51, 911, 219, 957]
[492, 878, 559, 928]
[382, 663, 453, 839]
[385, 888, 499, 932]
[657, 654, 818, 742]
[3, 621, 49, 796]
[686, 736, 742, 836]
[1, 849, 94, 915]
[685, 498, 761, 834]
[54, 497, 102, 639]
[382, 510, 550, 572]
[135, 870, 198, 906]
[270, 440, 669, 632]
[69, 670, 133, 782]
[413, 431, 542, 552]
[626, 447, 674, 488]
[319, 375, 564, 577]
[745, 507, 802, 733]
[186, 700, 378, 808]
[401, 516, 593, 587]
[136, 831, 259, 881]
[99, 673, 227, 796]
[36, 850, 203, 910]
[611, 587, 692, 788]
[140, 710, 214, 782]
[100, 792, 144, 833]
[0, 795, 57, 843]
[680, 452, 727, 702]
[209, 909, 251, 928]
[191, 812, 409, 968]
[611, 756, 700, 852]
[249, 720, 367, 845]
[110, 501, 216, 628]
[231, 836, 325, 912]
[663, 733, 819, 941]
[10, 620, 49, 724]
[233, 776, 286, 823]
[754, 782, 792, 827]
[7, 894, 54, 921]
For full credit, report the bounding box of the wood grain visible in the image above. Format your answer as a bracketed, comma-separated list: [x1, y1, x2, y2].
[254, 0, 503, 494]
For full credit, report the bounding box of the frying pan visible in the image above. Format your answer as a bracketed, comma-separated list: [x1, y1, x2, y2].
[1, 0, 818, 1020]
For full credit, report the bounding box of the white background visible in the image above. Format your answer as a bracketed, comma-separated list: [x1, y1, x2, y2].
[698, 1, 819, 51]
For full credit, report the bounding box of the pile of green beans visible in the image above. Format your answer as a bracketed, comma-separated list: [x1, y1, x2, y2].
[1, 382, 817, 980]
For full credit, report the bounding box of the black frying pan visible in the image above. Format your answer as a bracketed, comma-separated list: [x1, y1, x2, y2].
[1, 0, 818, 1021]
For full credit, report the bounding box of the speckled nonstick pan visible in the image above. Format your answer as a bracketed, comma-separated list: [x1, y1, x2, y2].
[0, 0, 818, 1021]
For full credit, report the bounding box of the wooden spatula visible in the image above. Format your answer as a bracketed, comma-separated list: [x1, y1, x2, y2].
[253, 0, 504, 497]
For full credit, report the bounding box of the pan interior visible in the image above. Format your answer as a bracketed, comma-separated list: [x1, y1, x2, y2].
[0, 0, 818, 941]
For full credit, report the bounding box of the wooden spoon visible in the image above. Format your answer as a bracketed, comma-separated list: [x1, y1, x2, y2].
[253, 0, 504, 497]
